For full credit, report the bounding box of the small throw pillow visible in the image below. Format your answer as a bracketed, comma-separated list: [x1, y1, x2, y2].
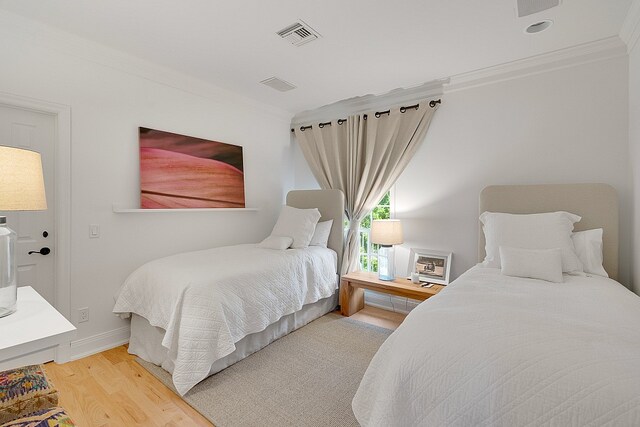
[480, 211, 583, 273]
[309, 220, 333, 248]
[572, 229, 608, 277]
[258, 236, 293, 250]
[270, 205, 321, 249]
[500, 246, 564, 283]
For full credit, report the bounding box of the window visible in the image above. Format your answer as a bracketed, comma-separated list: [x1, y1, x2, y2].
[359, 191, 391, 272]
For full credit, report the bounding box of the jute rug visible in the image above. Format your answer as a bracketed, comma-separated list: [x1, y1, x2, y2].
[136, 313, 392, 427]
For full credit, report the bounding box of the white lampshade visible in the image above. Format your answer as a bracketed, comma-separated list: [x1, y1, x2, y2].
[371, 219, 403, 246]
[0, 146, 47, 211]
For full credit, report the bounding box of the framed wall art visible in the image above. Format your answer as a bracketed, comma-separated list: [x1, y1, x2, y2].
[139, 127, 245, 209]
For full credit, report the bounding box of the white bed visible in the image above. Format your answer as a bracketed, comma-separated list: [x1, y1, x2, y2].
[353, 184, 640, 426]
[113, 189, 345, 396]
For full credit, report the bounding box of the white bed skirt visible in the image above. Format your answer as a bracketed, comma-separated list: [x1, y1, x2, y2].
[129, 292, 338, 378]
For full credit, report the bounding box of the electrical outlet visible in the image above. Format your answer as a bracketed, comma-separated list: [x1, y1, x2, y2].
[78, 307, 89, 323]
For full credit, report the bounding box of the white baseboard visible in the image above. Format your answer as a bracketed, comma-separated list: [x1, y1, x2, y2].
[70, 326, 130, 361]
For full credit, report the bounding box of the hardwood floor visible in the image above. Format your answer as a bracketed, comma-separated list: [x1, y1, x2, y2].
[45, 305, 406, 426]
[350, 304, 407, 329]
[45, 346, 212, 426]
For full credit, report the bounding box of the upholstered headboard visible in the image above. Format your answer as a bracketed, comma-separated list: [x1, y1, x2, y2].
[478, 184, 619, 280]
[287, 189, 345, 272]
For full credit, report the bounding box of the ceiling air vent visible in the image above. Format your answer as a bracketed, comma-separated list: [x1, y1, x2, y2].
[516, 0, 560, 17]
[276, 20, 320, 46]
[260, 77, 297, 92]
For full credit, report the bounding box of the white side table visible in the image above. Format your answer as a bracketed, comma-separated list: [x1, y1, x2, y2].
[0, 286, 76, 370]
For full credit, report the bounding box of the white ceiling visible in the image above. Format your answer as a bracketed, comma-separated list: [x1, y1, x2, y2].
[0, 0, 633, 114]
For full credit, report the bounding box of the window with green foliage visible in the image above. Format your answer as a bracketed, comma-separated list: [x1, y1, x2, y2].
[359, 191, 391, 272]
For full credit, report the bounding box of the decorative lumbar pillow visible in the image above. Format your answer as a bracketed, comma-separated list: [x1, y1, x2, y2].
[500, 246, 564, 283]
[258, 236, 293, 250]
[0, 365, 59, 425]
[480, 211, 583, 273]
[572, 228, 608, 277]
[270, 205, 321, 249]
[309, 220, 333, 248]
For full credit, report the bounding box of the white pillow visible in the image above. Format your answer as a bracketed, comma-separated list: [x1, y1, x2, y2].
[258, 236, 293, 250]
[572, 228, 608, 277]
[270, 205, 321, 249]
[309, 220, 333, 248]
[500, 246, 564, 283]
[480, 211, 583, 273]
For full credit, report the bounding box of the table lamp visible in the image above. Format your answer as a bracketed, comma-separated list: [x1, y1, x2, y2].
[371, 219, 403, 281]
[0, 146, 47, 317]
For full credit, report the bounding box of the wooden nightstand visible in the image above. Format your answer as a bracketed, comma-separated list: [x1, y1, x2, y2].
[340, 271, 444, 316]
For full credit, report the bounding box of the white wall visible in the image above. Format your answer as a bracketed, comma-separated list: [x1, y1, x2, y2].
[629, 39, 640, 293]
[0, 12, 293, 355]
[295, 55, 632, 288]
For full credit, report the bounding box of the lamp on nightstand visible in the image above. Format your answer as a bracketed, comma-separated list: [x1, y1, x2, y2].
[0, 146, 47, 317]
[371, 219, 403, 281]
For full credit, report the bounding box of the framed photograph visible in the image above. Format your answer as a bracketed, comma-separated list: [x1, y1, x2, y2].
[407, 248, 453, 285]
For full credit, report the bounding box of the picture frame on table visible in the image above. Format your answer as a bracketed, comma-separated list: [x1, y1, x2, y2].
[407, 248, 453, 285]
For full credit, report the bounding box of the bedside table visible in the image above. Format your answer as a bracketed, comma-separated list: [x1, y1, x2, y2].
[340, 271, 444, 316]
[0, 287, 76, 371]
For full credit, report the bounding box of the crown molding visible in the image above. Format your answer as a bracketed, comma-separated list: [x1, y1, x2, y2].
[620, 0, 640, 53]
[445, 36, 628, 93]
[0, 10, 292, 123]
[292, 79, 447, 125]
[292, 36, 626, 125]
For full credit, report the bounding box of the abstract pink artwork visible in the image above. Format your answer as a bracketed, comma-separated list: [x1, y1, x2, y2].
[139, 127, 245, 208]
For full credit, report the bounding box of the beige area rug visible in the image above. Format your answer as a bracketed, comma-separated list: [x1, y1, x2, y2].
[136, 313, 392, 427]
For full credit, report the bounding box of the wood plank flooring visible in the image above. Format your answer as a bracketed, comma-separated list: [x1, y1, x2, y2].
[45, 345, 212, 426]
[45, 305, 406, 426]
[350, 305, 406, 329]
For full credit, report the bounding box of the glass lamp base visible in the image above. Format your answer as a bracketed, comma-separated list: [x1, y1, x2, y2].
[0, 303, 16, 318]
[0, 220, 17, 318]
[377, 245, 395, 281]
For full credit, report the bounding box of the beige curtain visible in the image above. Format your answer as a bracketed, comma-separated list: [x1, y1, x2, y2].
[294, 102, 437, 274]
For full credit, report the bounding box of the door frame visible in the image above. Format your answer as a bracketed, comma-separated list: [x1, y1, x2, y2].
[0, 92, 71, 320]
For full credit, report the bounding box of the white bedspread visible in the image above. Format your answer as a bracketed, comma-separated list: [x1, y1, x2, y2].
[353, 266, 640, 426]
[113, 244, 337, 395]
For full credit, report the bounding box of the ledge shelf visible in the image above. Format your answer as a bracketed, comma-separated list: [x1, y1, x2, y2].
[113, 205, 258, 213]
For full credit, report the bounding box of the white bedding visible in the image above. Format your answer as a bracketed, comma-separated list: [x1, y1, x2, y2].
[353, 266, 640, 426]
[113, 244, 337, 395]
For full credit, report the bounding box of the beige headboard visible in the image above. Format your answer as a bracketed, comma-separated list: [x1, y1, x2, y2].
[286, 189, 345, 272]
[478, 184, 619, 280]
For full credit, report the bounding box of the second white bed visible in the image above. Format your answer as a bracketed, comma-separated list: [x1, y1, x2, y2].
[353, 266, 640, 426]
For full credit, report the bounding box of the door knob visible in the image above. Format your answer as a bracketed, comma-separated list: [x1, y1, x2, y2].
[28, 247, 51, 255]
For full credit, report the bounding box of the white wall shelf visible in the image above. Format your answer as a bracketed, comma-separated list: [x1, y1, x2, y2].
[113, 205, 258, 213]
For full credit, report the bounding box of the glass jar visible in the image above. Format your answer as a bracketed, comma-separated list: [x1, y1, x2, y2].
[0, 217, 17, 317]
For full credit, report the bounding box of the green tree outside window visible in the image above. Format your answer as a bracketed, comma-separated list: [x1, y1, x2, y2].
[358, 191, 391, 272]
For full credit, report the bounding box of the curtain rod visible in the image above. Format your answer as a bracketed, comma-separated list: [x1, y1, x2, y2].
[291, 99, 441, 133]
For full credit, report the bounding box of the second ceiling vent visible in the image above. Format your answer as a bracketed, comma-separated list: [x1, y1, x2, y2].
[276, 20, 321, 47]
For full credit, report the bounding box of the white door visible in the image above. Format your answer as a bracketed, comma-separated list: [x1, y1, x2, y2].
[0, 105, 56, 305]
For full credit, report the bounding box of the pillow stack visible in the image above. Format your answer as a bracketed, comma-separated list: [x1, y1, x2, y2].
[480, 211, 583, 282]
[258, 205, 333, 250]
